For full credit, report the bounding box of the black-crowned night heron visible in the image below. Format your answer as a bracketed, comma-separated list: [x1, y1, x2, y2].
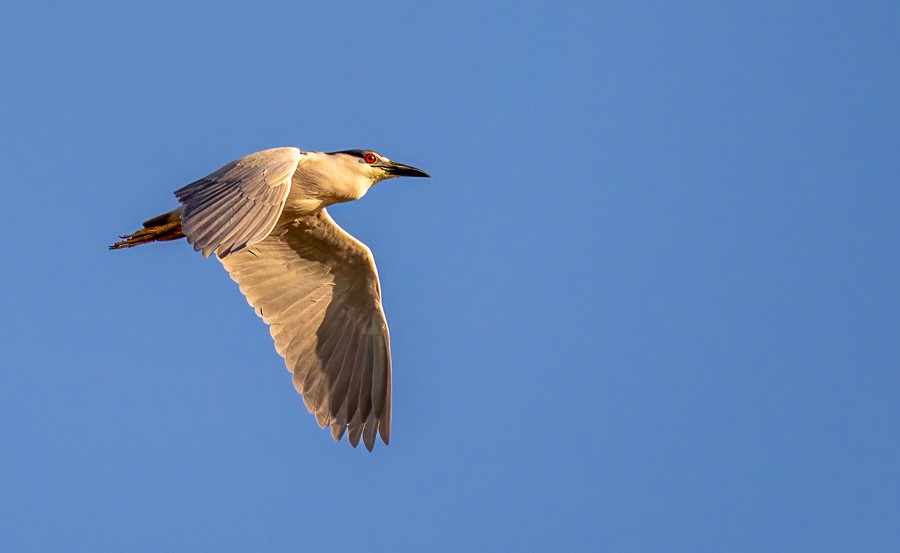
[111, 147, 430, 451]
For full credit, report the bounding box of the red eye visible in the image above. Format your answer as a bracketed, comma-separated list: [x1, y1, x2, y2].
[364, 153, 377, 164]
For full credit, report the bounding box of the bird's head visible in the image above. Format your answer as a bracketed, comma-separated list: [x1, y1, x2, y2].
[328, 149, 431, 186]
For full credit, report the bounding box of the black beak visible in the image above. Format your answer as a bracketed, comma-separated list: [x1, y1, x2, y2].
[384, 160, 431, 178]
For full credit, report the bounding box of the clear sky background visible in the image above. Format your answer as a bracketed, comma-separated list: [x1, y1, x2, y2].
[1, 1, 898, 551]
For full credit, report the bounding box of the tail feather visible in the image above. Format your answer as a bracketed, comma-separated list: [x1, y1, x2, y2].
[110, 208, 185, 250]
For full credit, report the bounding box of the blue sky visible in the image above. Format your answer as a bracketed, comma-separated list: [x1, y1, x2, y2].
[1, 1, 898, 551]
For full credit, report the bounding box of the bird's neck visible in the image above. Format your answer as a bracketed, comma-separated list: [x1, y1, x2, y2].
[281, 153, 372, 219]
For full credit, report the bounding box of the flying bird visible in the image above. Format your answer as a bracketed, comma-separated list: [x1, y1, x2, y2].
[111, 147, 430, 451]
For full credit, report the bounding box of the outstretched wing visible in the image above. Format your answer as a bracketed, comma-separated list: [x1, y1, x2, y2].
[219, 209, 392, 451]
[175, 147, 302, 258]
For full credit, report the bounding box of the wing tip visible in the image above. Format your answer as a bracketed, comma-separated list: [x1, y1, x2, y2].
[327, 419, 388, 452]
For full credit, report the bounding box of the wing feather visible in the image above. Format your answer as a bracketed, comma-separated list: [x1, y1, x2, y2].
[350, 332, 376, 444]
[328, 329, 360, 418]
[175, 147, 302, 258]
[216, 202, 267, 256]
[219, 209, 392, 450]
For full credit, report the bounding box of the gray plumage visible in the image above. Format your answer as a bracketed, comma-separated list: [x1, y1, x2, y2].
[175, 148, 301, 258]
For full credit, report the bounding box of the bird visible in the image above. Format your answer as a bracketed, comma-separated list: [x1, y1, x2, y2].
[111, 147, 430, 451]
